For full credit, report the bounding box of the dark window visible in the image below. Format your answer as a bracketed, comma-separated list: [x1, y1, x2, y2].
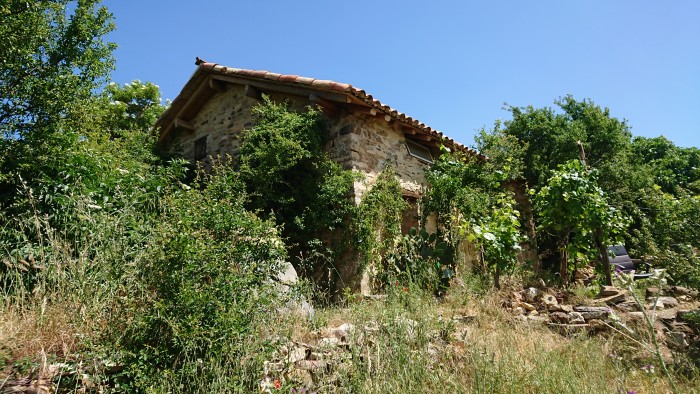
[194, 136, 207, 160]
[405, 140, 433, 164]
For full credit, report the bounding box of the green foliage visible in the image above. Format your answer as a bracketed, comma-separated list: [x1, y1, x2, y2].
[236, 97, 355, 273]
[424, 149, 523, 286]
[0, 0, 115, 138]
[101, 80, 165, 138]
[0, 80, 172, 254]
[535, 160, 628, 279]
[476, 96, 700, 286]
[659, 248, 700, 290]
[385, 227, 453, 292]
[494, 96, 632, 189]
[474, 121, 528, 183]
[632, 136, 700, 195]
[120, 160, 287, 389]
[355, 167, 408, 284]
[423, 148, 491, 222]
[0, 0, 115, 213]
[536, 160, 627, 245]
[466, 194, 524, 286]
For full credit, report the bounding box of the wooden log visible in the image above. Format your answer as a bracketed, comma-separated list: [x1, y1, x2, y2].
[174, 118, 195, 131]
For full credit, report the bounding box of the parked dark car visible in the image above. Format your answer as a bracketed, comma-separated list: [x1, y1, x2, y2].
[607, 245, 654, 280]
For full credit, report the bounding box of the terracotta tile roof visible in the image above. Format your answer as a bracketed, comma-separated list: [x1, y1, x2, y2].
[157, 58, 484, 159]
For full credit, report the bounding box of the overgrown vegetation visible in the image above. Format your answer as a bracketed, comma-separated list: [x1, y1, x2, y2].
[236, 97, 355, 299]
[2, 1, 700, 392]
[476, 97, 700, 288]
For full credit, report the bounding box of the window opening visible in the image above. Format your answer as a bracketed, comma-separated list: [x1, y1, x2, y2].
[194, 136, 207, 160]
[405, 139, 433, 164]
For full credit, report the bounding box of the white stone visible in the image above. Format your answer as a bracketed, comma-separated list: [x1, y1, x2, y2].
[568, 312, 585, 324]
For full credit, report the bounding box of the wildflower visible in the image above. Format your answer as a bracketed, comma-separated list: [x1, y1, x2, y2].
[260, 377, 273, 393]
[608, 353, 622, 361]
[274, 379, 281, 389]
[395, 280, 399, 286]
[651, 269, 668, 287]
[641, 364, 655, 374]
[403, 287, 408, 292]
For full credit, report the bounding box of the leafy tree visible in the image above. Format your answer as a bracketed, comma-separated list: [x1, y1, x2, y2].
[0, 0, 115, 138]
[631, 136, 700, 195]
[474, 122, 528, 184]
[424, 149, 523, 287]
[535, 160, 628, 285]
[466, 194, 523, 288]
[490, 96, 633, 191]
[100, 80, 165, 139]
[0, 0, 115, 220]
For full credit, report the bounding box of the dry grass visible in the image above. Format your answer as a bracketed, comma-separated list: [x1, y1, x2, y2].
[295, 283, 699, 394]
[2, 270, 700, 393]
[0, 302, 82, 384]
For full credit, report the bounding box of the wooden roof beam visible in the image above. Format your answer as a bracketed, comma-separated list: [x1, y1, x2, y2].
[211, 74, 349, 103]
[310, 94, 339, 116]
[209, 78, 227, 92]
[245, 84, 262, 101]
[174, 118, 195, 131]
[343, 103, 377, 116]
[411, 133, 434, 142]
[159, 76, 214, 142]
[402, 126, 417, 135]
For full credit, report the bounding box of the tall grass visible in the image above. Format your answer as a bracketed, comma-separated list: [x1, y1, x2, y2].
[2, 189, 699, 393]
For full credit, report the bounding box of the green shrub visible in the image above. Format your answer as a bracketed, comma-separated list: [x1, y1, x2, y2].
[658, 248, 700, 290]
[237, 97, 355, 275]
[354, 167, 408, 288]
[119, 160, 288, 390]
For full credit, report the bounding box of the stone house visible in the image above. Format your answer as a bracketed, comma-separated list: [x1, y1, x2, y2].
[155, 58, 483, 293]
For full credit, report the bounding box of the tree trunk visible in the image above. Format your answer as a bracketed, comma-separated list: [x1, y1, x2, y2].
[559, 241, 569, 287]
[494, 264, 501, 289]
[595, 228, 613, 286]
[504, 179, 540, 274]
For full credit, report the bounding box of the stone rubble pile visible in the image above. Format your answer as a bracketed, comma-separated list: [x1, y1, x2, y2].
[507, 284, 700, 353]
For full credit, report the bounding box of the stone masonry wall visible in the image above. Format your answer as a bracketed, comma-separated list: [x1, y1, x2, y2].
[164, 86, 438, 297]
[167, 85, 354, 171]
[342, 113, 432, 202]
[165, 85, 430, 199]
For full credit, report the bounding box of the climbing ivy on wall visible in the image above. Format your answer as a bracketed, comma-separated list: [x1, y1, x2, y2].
[236, 96, 355, 275]
[354, 166, 408, 286]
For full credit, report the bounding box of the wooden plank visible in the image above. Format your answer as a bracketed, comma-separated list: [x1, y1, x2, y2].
[310, 94, 339, 116]
[174, 118, 195, 131]
[402, 126, 417, 135]
[342, 103, 378, 116]
[309, 94, 338, 110]
[411, 133, 433, 141]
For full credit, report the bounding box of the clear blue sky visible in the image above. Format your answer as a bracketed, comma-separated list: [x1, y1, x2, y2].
[104, 1, 699, 148]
